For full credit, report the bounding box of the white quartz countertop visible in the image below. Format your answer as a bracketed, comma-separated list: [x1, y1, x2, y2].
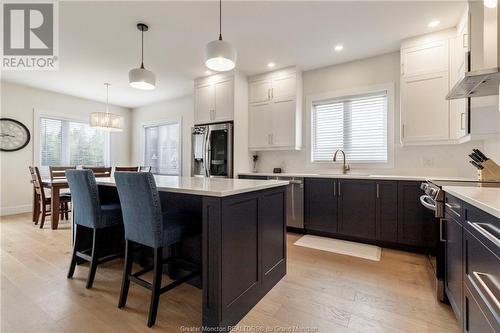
[96, 175, 289, 197]
[239, 172, 476, 182]
[442, 185, 500, 219]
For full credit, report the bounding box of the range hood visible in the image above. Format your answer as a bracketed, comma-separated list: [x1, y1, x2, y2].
[447, 1, 500, 100]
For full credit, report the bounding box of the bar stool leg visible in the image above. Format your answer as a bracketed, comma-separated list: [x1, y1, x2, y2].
[147, 247, 163, 327]
[118, 240, 133, 308]
[86, 229, 99, 289]
[67, 224, 80, 278]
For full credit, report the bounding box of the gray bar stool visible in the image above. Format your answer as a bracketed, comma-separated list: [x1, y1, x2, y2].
[114, 172, 200, 327]
[66, 170, 123, 289]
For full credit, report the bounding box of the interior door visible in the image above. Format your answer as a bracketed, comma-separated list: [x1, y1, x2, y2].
[195, 84, 215, 124]
[208, 125, 231, 177]
[214, 78, 234, 122]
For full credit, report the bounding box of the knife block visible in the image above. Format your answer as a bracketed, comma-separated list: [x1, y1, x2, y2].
[478, 159, 500, 181]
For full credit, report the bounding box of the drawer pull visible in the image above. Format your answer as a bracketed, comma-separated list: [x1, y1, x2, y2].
[445, 202, 461, 217]
[472, 271, 500, 316]
[439, 219, 446, 242]
[467, 221, 500, 247]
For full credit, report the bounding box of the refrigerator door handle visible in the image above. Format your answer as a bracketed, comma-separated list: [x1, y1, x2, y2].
[205, 128, 212, 177]
[204, 129, 210, 177]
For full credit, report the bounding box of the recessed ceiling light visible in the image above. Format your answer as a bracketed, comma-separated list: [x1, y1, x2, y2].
[484, 0, 497, 8]
[334, 44, 344, 52]
[428, 20, 440, 28]
[267, 62, 275, 68]
[205, 70, 212, 75]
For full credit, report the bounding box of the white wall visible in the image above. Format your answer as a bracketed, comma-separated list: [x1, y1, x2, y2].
[483, 138, 500, 162]
[131, 95, 193, 177]
[0, 81, 132, 216]
[254, 52, 485, 178]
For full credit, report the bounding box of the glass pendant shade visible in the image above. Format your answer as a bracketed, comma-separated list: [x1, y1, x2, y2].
[90, 83, 123, 132]
[89, 112, 123, 131]
[204, 39, 237, 72]
[129, 67, 156, 90]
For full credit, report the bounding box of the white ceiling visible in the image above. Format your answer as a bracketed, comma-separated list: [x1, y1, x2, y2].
[2, 1, 466, 108]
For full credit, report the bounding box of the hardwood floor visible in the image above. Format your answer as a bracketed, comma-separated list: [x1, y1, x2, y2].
[1, 213, 459, 333]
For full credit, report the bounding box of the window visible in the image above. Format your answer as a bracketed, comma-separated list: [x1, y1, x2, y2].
[39, 116, 109, 174]
[311, 91, 388, 163]
[144, 122, 180, 175]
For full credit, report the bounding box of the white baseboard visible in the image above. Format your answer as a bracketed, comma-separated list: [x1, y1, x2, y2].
[0, 204, 32, 217]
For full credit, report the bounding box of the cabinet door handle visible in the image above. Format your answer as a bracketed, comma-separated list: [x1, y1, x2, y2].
[467, 221, 500, 246]
[271, 87, 274, 99]
[376, 184, 379, 198]
[460, 112, 465, 130]
[471, 271, 500, 315]
[463, 33, 468, 49]
[401, 63, 404, 76]
[445, 202, 461, 217]
[338, 182, 341, 196]
[268, 88, 271, 100]
[333, 181, 336, 197]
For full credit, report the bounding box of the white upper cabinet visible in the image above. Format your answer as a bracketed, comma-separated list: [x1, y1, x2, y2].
[194, 73, 235, 124]
[194, 83, 215, 124]
[214, 78, 234, 122]
[400, 29, 457, 145]
[248, 67, 302, 151]
[249, 80, 272, 104]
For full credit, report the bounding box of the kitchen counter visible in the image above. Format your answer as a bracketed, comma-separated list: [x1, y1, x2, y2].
[239, 172, 475, 182]
[96, 175, 289, 197]
[442, 185, 500, 219]
[88, 174, 289, 330]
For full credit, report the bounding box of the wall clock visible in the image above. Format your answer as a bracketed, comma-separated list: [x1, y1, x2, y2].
[0, 118, 31, 152]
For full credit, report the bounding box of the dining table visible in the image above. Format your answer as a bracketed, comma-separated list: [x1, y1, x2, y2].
[40, 178, 69, 229]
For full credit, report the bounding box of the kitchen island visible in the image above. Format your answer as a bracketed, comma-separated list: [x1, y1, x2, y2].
[89, 175, 289, 330]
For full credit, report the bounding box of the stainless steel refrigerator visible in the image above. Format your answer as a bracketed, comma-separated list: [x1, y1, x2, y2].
[191, 122, 233, 178]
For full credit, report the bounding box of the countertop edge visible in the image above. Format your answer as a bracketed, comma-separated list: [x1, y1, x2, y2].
[238, 172, 427, 181]
[96, 179, 290, 197]
[442, 186, 500, 219]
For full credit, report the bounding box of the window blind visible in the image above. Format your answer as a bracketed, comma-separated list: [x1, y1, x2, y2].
[144, 122, 180, 175]
[39, 117, 109, 174]
[312, 92, 388, 163]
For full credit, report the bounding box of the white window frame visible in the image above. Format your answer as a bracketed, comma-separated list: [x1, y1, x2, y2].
[140, 117, 182, 176]
[33, 109, 111, 169]
[306, 83, 395, 169]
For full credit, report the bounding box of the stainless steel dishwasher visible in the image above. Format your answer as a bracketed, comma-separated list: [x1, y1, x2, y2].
[269, 176, 304, 229]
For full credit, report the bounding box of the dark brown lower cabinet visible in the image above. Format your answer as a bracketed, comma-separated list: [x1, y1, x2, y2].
[444, 217, 463, 324]
[464, 286, 496, 333]
[338, 179, 377, 240]
[376, 181, 398, 243]
[304, 178, 338, 233]
[397, 181, 435, 247]
[304, 178, 432, 250]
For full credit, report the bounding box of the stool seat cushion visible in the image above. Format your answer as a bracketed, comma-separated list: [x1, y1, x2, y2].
[100, 203, 123, 228]
[161, 212, 200, 246]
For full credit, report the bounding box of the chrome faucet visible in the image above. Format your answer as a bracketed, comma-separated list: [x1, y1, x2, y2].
[333, 150, 350, 174]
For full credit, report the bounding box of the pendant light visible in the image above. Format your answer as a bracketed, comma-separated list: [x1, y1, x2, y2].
[204, 0, 237, 72]
[129, 23, 156, 90]
[89, 83, 124, 131]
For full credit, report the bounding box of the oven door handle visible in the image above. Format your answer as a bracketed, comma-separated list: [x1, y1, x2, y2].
[420, 195, 437, 211]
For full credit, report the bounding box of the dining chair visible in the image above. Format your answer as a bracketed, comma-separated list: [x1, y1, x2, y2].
[82, 166, 112, 178]
[139, 166, 152, 172]
[114, 172, 201, 327]
[66, 170, 123, 289]
[28, 166, 71, 228]
[49, 166, 76, 180]
[115, 166, 139, 172]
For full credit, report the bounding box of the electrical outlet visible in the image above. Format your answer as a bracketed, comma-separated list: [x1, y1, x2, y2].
[422, 157, 434, 167]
